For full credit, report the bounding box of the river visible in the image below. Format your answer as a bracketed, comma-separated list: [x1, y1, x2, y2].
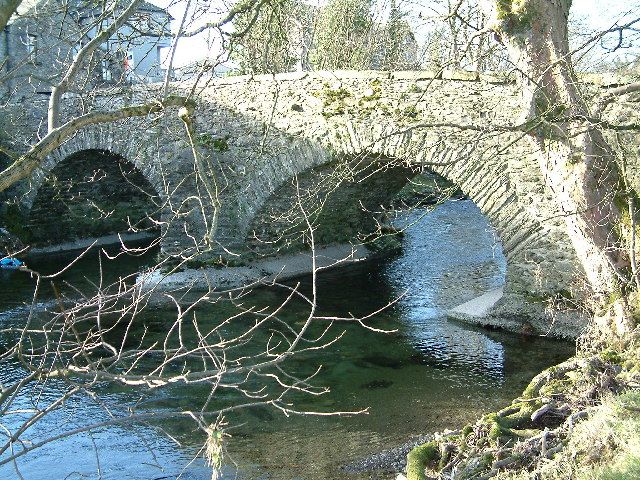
[0, 200, 573, 480]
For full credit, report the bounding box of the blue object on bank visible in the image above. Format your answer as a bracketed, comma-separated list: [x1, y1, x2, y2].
[0, 257, 23, 269]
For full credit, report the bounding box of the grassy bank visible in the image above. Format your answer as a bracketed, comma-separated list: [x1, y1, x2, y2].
[404, 327, 640, 480]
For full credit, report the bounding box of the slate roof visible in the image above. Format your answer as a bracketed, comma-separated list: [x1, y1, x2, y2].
[10, 0, 171, 24]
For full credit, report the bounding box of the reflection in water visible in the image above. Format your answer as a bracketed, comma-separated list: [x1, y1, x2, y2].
[0, 201, 573, 480]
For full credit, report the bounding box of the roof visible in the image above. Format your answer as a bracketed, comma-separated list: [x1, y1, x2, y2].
[10, 0, 171, 24]
[138, 1, 169, 15]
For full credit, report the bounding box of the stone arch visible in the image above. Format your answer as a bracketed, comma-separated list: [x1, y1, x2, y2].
[19, 123, 171, 246]
[26, 148, 163, 246]
[315, 119, 584, 304]
[211, 113, 585, 334]
[21, 124, 167, 211]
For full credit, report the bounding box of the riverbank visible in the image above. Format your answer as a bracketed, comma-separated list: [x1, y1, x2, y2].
[27, 232, 157, 257]
[393, 335, 640, 480]
[137, 243, 370, 295]
[346, 350, 640, 480]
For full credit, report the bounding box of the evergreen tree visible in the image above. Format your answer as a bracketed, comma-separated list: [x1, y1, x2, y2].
[381, 0, 418, 70]
[232, 0, 301, 74]
[311, 0, 375, 70]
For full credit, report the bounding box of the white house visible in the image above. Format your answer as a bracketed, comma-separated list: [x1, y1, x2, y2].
[0, 0, 172, 97]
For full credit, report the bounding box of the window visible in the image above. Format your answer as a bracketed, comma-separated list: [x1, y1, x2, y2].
[158, 46, 170, 67]
[124, 51, 135, 82]
[25, 34, 37, 62]
[101, 59, 112, 81]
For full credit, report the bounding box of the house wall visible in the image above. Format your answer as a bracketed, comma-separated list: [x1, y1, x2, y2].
[122, 10, 172, 83]
[0, 0, 171, 100]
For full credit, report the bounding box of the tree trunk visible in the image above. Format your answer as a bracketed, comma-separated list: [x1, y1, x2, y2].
[0, 0, 21, 31]
[481, 0, 630, 303]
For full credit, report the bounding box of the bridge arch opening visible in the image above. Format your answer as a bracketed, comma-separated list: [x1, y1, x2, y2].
[243, 155, 508, 327]
[26, 149, 161, 247]
[244, 157, 506, 282]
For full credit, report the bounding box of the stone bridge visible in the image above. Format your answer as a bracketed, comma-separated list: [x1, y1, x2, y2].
[8, 69, 626, 334]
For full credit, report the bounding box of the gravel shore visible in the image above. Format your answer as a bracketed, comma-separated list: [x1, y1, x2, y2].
[341, 435, 432, 476]
[138, 244, 370, 295]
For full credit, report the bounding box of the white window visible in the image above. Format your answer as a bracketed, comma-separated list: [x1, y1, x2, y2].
[124, 51, 134, 71]
[25, 34, 37, 61]
[158, 46, 170, 68]
[101, 59, 112, 81]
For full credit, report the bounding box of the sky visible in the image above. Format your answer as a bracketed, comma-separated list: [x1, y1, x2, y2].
[151, 0, 640, 69]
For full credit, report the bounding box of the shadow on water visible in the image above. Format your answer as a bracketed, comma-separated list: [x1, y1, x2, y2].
[0, 201, 574, 480]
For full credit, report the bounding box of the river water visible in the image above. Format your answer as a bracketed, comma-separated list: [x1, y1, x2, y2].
[0, 201, 573, 480]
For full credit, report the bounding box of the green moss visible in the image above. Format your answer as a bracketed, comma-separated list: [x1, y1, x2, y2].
[488, 422, 505, 440]
[323, 87, 351, 102]
[1, 203, 31, 242]
[402, 105, 419, 119]
[523, 289, 576, 313]
[600, 349, 624, 366]
[197, 133, 230, 152]
[480, 452, 494, 469]
[539, 377, 574, 397]
[557, 391, 640, 479]
[320, 87, 351, 117]
[408, 83, 422, 93]
[498, 402, 538, 428]
[496, 0, 535, 33]
[406, 441, 439, 480]
[608, 289, 624, 305]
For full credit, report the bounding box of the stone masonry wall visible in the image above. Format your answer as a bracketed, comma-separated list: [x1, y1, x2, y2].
[190, 71, 586, 307]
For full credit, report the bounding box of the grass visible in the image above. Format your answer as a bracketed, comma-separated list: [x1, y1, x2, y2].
[499, 390, 640, 480]
[581, 391, 640, 480]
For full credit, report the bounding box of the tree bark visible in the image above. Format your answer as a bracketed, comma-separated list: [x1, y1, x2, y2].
[480, 0, 629, 299]
[0, 0, 21, 31]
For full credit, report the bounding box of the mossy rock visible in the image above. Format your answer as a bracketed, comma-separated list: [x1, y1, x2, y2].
[406, 441, 439, 480]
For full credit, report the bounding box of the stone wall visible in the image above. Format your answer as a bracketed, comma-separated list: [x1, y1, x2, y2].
[190, 71, 586, 313]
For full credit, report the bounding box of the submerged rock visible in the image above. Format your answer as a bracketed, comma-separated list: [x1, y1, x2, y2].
[359, 354, 404, 370]
[360, 379, 394, 390]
